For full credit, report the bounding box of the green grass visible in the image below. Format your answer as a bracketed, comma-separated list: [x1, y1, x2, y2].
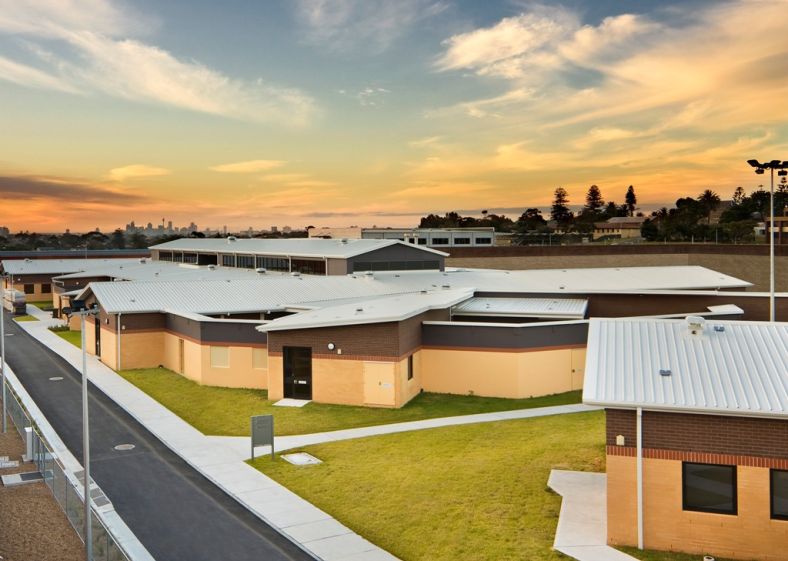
[27, 300, 54, 311]
[620, 547, 740, 561]
[13, 314, 38, 322]
[250, 410, 605, 561]
[118, 366, 583, 437]
[52, 329, 82, 348]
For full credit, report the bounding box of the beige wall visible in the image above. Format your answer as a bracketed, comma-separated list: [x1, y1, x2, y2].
[118, 331, 165, 370]
[607, 455, 788, 561]
[420, 346, 585, 398]
[12, 282, 52, 303]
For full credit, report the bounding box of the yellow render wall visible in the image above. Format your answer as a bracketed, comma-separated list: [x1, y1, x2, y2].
[420, 347, 585, 398]
[607, 455, 788, 561]
[162, 334, 202, 383]
[99, 328, 117, 370]
[198, 345, 267, 390]
[117, 331, 165, 370]
[312, 358, 366, 406]
[395, 352, 422, 408]
[268, 356, 284, 400]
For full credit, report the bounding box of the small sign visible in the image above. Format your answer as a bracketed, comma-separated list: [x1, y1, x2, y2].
[251, 414, 274, 460]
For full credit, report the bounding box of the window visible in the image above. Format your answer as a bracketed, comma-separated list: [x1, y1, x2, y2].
[210, 346, 229, 368]
[682, 462, 737, 515]
[159, 251, 173, 262]
[291, 259, 326, 275]
[772, 469, 788, 520]
[417, 238, 427, 245]
[221, 254, 235, 267]
[42, 283, 52, 294]
[407, 354, 414, 380]
[237, 255, 255, 269]
[256, 256, 289, 271]
[183, 253, 198, 264]
[475, 237, 492, 245]
[431, 237, 449, 245]
[23, 284, 34, 294]
[454, 237, 471, 245]
[252, 348, 268, 370]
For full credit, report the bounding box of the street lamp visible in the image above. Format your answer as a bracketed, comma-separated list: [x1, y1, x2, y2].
[1, 272, 7, 433]
[62, 301, 99, 561]
[746, 159, 787, 322]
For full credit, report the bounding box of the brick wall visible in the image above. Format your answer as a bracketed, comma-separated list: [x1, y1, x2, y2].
[267, 322, 401, 358]
[606, 409, 788, 460]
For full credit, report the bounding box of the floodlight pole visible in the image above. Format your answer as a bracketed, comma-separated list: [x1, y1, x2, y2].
[769, 166, 775, 322]
[1, 273, 6, 433]
[79, 311, 94, 561]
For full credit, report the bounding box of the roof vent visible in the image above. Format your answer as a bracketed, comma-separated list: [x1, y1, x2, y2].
[364, 271, 374, 277]
[441, 284, 451, 289]
[256, 267, 267, 274]
[291, 271, 301, 277]
[659, 369, 672, 377]
[340, 238, 349, 244]
[207, 264, 216, 270]
[227, 236, 237, 242]
[713, 325, 725, 332]
[24, 258, 32, 262]
[355, 307, 363, 313]
[686, 315, 706, 336]
[139, 258, 147, 264]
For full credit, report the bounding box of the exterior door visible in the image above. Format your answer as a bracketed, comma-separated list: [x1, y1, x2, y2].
[95, 318, 101, 356]
[283, 347, 312, 400]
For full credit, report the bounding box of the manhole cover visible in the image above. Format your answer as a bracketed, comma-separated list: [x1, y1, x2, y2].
[281, 452, 322, 466]
[48, 377, 64, 381]
[113, 444, 135, 451]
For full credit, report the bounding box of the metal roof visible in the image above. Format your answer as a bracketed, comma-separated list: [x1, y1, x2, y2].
[149, 238, 449, 258]
[583, 317, 788, 419]
[258, 289, 473, 332]
[452, 297, 588, 319]
[54, 260, 268, 282]
[2, 258, 141, 276]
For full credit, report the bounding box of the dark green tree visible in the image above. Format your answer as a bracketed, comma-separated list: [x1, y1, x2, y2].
[625, 185, 637, 216]
[110, 229, 126, 249]
[550, 187, 573, 226]
[584, 185, 605, 213]
[697, 189, 721, 225]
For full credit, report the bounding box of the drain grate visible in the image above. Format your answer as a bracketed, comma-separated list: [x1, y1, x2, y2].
[113, 444, 135, 451]
[48, 377, 64, 381]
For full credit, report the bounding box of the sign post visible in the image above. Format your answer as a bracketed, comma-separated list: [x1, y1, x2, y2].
[251, 415, 274, 461]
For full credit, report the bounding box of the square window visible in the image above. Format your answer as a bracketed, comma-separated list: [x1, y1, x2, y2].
[252, 348, 268, 370]
[23, 284, 34, 294]
[772, 469, 788, 520]
[42, 283, 52, 294]
[682, 462, 737, 515]
[210, 346, 229, 368]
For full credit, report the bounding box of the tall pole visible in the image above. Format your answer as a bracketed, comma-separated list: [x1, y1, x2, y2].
[80, 314, 93, 561]
[769, 167, 775, 322]
[1, 274, 6, 433]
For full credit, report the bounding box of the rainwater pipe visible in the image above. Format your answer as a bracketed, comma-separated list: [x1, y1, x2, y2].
[116, 313, 122, 371]
[636, 406, 644, 550]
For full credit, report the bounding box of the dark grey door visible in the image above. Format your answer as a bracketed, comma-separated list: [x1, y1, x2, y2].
[283, 347, 312, 399]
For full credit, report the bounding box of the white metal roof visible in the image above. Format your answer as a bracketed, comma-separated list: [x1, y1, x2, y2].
[452, 297, 588, 319]
[2, 258, 140, 276]
[54, 260, 268, 282]
[583, 317, 788, 419]
[257, 289, 473, 332]
[149, 238, 448, 258]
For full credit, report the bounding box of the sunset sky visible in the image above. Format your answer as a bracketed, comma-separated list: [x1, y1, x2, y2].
[1, 0, 787, 232]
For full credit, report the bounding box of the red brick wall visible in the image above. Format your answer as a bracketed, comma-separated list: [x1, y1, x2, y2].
[606, 409, 788, 460]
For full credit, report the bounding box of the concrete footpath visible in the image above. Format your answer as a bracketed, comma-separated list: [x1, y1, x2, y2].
[16, 313, 399, 561]
[211, 403, 599, 461]
[548, 470, 637, 561]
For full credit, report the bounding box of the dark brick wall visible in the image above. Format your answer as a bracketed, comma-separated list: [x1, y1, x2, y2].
[268, 322, 401, 357]
[399, 309, 448, 355]
[606, 409, 788, 460]
[447, 244, 788, 258]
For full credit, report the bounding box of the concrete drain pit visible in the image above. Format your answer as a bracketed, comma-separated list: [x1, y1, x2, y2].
[48, 377, 64, 381]
[113, 444, 136, 451]
[281, 452, 322, 466]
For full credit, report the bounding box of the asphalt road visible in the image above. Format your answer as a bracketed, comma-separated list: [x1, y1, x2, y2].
[2, 314, 314, 561]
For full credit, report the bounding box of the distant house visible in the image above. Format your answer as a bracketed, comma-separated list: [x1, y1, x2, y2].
[584, 316, 788, 561]
[767, 212, 788, 245]
[593, 216, 646, 239]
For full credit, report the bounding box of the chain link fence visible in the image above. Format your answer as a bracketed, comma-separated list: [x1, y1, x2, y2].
[4, 382, 131, 561]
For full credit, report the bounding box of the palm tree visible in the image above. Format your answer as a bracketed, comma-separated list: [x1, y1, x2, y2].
[698, 189, 721, 225]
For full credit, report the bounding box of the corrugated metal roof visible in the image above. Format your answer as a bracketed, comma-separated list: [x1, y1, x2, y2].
[258, 289, 473, 332]
[149, 238, 448, 258]
[583, 317, 788, 418]
[2, 258, 140, 276]
[55, 261, 268, 282]
[452, 297, 588, 319]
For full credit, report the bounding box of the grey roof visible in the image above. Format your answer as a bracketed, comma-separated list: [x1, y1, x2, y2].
[54, 260, 268, 283]
[583, 317, 788, 419]
[258, 289, 473, 332]
[2, 258, 140, 276]
[149, 238, 448, 258]
[452, 297, 588, 319]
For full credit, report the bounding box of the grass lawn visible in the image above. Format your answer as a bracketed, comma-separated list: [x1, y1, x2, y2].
[27, 300, 54, 311]
[118, 366, 583, 437]
[621, 547, 739, 561]
[250, 410, 605, 561]
[13, 315, 38, 322]
[51, 329, 82, 348]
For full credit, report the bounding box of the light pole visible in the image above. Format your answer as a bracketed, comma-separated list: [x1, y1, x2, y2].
[747, 159, 787, 322]
[1, 272, 7, 433]
[63, 301, 99, 561]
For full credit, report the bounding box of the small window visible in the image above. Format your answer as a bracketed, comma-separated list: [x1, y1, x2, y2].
[210, 346, 229, 368]
[222, 254, 235, 267]
[41, 283, 52, 294]
[407, 354, 414, 380]
[431, 237, 449, 245]
[475, 237, 492, 244]
[682, 462, 737, 515]
[24, 284, 34, 294]
[772, 469, 788, 520]
[454, 237, 471, 245]
[237, 255, 255, 269]
[252, 348, 268, 370]
[417, 238, 427, 245]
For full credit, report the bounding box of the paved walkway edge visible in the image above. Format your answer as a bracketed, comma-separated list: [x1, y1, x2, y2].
[17, 314, 399, 561]
[548, 470, 638, 561]
[3, 363, 155, 561]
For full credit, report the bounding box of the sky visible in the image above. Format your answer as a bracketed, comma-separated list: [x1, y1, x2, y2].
[0, 0, 787, 233]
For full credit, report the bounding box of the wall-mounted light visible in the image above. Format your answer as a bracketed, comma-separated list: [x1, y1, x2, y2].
[327, 343, 335, 351]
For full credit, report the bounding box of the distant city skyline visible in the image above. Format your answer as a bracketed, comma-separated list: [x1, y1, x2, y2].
[0, 0, 786, 231]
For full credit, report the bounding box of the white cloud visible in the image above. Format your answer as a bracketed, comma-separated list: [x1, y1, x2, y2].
[0, 55, 78, 93]
[107, 164, 170, 182]
[210, 160, 287, 173]
[296, 0, 447, 52]
[0, 1, 316, 126]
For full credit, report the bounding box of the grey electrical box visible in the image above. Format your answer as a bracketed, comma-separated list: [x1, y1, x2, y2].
[251, 415, 274, 460]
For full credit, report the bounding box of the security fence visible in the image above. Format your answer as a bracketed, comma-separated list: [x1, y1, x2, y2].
[4, 381, 131, 561]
